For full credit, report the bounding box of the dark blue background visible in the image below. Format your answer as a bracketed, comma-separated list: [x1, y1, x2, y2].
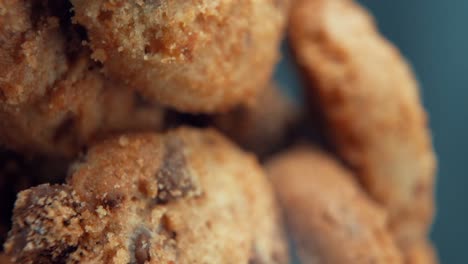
[275, 1, 468, 263]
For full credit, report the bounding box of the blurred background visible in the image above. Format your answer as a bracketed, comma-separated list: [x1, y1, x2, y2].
[275, 1, 468, 263]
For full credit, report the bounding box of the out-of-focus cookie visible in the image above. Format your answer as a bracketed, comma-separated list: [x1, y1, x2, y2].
[213, 83, 301, 158]
[266, 146, 402, 264]
[4, 127, 289, 263]
[289, 0, 436, 245]
[165, 83, 301, 158]
[71, 0, 289, 113]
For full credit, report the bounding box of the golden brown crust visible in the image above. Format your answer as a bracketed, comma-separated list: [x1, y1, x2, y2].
[0, 0, 69, 105]
[266, 146, 402, 264]
[71, 0, 289, 113]
[289, 0, 436, 244]
[5, 127, 289, 263]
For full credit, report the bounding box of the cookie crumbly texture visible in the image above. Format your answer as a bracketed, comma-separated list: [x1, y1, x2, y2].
[0, 53, 166, 157]
[289, 0, 437, 246]
[0, 0, 69, 105]
[213, 82, 301, 158]
[71, 0, 289, 113]
[266, 146, 403, 264]
[4, 127, 289, 263]
[0, 150, 69, 246]
[0, 1, 166, 157]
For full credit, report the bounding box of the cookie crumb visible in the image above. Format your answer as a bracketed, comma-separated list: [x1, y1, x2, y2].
[96, 206, 108, 218]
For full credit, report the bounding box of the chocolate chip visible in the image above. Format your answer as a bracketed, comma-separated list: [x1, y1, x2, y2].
[134, 228, 152, 264]
[138, 179, 151, 197]
[97, 10, 113, 22]
[159, 214, 177, 240]
[130, 217, 177, 263]
[155, 136, 198, 203]
[6, 185, 83, 263]
[102, 192, 124, 210]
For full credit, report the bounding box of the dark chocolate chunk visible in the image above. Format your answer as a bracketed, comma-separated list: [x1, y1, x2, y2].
[5, 184, 83, 263]
[155, 136, 198, 203]
[134, 228, 152, 264]
[102, 192, 124, 210]
[159, 214, 177, 240]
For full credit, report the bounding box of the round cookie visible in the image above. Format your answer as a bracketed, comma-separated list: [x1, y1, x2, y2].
[4, 127, 289, 263]
[266, 146, 402, 264]
[71, 0, 289, 113]
[0, 0, 70, 105]
[289, 0, 436, 245]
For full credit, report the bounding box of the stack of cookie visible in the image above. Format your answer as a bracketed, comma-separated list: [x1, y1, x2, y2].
[0, 0, 437, 263]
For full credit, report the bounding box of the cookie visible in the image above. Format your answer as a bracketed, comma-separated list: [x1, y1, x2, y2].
[166, 82, 301, 158]
[71, 0, 289, 113]
[212, 82, 301, 158]
[289, 0, 436, 245]
[405, 241, 438, 264]
[266, 146, 402, 263]
[4, 127, 289, 263]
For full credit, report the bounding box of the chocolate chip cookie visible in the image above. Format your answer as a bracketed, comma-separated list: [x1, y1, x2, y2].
[4, 127, 288, 263]
[266, 146, 402, 263]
